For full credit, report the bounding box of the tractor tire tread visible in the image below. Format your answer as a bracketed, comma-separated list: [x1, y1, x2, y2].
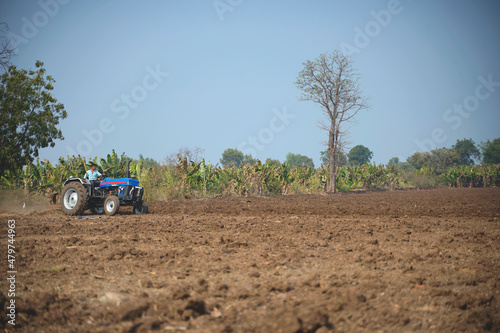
[61, 182, 88, 216]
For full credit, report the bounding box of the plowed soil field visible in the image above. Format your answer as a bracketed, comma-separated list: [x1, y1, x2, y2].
[1, 187, 499, 332]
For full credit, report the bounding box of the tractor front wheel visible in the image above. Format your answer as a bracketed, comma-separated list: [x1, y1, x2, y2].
[61, 182, 88, 216]
[104, 196, 120, 216]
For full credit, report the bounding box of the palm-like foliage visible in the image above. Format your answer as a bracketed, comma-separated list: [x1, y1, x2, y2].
[99, 150, 128, 178]
[440, 165, 500, 188]
[2, 151, 499, 200]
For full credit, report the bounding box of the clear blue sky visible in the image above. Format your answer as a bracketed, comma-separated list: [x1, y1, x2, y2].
[1, 0, 499, 166]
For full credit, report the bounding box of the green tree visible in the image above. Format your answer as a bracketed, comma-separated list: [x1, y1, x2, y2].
[295, 50, 370, 192]
[407, 148, 460, 174]
[242, 154, 257, 166]
[397, 162, 414, 172]
[220, 148, 244, 167]
[285, 152, 314, 168]
[480, 138, 500, 164]
[407, 152, 427, 170]
[388, 157, 400, 166]
[348, 145, 373, 165]
[320, 149, 347, 166]
[0, 61, 67, 177]
[137, 154, 159, 168]
[388, 157, 413, 171]
[428, 148, 460, 174]
[452, 138, 480, 165]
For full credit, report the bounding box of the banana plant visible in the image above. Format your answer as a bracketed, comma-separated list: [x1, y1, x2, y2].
[416, 166, 435, 176]
[99, 150, 127, 178]
[20, 162, 42, 191]
[40, 158, 67, 192]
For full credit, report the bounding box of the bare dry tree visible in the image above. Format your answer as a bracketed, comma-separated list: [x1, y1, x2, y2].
[0, 23, 15, 73]
[295, 50, 370, 192]
[164, 146, 205, 165]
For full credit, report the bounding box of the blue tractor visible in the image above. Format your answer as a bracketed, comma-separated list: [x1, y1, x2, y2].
[61, 160, 148, 216]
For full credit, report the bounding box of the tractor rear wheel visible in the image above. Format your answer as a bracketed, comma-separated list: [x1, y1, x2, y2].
[104, 195, 120, 216]
[61, 182, 88, 216]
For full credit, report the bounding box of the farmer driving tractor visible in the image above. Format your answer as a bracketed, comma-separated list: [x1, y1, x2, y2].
[84, 163, 101, 181]
[61, 159, 147, 216]
[84, 163, 102, 195]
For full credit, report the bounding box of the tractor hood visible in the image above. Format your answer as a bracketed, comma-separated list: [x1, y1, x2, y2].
[100, 178, 140, 187]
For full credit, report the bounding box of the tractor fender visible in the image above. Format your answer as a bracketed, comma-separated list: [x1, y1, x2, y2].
[62, 177, 88, 187]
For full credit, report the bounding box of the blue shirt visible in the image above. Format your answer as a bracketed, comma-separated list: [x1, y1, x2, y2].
[85, 169, 102, 181]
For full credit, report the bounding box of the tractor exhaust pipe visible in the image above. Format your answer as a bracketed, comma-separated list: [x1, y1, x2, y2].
[126, 159, 131, 178]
